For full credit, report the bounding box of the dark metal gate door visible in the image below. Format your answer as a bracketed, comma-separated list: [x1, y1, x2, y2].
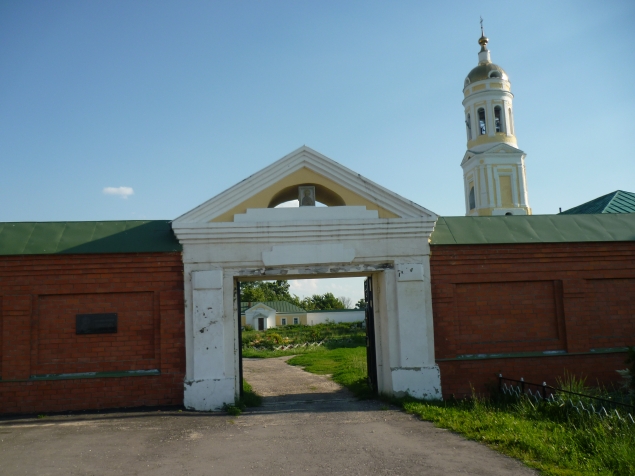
[236, 281, 244, 397]
[364, 277, 378, 393]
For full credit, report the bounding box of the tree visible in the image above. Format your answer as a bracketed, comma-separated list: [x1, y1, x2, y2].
[300, 292, 346, 311]
[240, 282, 353, 312]
[338, 296, 353, 309]
[240, 280, 302, 307]
[355, 298, 366, 310]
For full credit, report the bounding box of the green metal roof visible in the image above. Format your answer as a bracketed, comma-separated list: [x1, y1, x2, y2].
[430, 214, 635, 245]
[0, 221, 182, 256]
[306, 309, 363, 313]
[241, 301, 306, 314]
[559, 190, 635, 215]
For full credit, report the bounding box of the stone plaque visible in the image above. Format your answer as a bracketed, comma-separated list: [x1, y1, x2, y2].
[76, 313, 118, 335]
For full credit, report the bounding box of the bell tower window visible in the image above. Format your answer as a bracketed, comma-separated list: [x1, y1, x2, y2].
[494, 106, 504, 133]
[468, 186, 476, 210]
[478, 108, 486, 135]
[465, 113, 472, 140]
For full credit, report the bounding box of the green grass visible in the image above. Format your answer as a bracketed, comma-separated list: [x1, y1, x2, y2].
[284, 344, 635, 475]
[223, 379, 263, 415]
[401, 396, 635, 476]
[241, 379, 262, 407]
[287, 342, 374, 399]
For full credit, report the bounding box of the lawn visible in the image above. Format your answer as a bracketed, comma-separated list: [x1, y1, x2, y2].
[402, 396, 635, 476]
[283, 342, 635, 476]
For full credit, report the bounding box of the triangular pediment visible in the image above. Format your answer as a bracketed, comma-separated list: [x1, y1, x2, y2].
[247, 303, 275, 313]
[174, 146, 436, 223]
[461, 143, 525, 166]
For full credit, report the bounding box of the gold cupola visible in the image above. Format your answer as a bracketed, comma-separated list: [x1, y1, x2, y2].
[462, 26, 517, 151]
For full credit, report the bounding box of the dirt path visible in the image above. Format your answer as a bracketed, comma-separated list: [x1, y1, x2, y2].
[243, 356, 351, 405]
[0, 359, 538, 475]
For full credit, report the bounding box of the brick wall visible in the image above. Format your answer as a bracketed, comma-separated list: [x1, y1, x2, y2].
[430, 242, 635, 398]
[0, 253, 185, 414]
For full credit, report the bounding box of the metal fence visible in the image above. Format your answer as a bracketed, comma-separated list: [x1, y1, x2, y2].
[498, 374, 635, 424]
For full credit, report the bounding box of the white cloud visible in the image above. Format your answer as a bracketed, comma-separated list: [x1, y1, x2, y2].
[103, 186, 134, 199]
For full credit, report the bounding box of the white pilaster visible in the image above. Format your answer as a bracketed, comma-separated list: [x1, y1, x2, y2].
[184, 269, 235, 411]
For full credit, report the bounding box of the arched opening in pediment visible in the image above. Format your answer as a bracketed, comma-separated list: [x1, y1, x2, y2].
[267, 183, 346, 208]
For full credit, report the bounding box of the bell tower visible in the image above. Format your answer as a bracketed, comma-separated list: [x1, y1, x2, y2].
[461, 23, 531, 216]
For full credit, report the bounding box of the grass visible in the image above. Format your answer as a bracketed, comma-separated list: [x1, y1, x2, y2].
[287, 340, 374, 399]
[284, 344, 635, 475]
[223, 379, 263, 415]
[402, 395, 635, 476]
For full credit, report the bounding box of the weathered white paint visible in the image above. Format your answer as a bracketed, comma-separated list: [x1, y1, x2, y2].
[184, 270, 235, 411]
[391, 366, 442, 400]
[234, 206, 379, 222]
[262, 243, 355, 266]
[173, 146, 442, 410]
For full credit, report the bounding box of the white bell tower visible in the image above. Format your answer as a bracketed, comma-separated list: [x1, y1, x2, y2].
[461, 24, 531, 216]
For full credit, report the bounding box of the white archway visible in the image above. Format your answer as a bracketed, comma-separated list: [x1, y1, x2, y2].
[173, 147, 442, 410]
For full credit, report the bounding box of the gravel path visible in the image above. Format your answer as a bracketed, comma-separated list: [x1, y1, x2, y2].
[0, 358, 538, 475]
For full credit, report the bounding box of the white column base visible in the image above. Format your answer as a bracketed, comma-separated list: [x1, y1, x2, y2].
[391, 365, 442, 400]
[184, 378, 235, 411]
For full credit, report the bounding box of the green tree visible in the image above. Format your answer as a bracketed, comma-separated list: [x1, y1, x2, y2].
[301, 292, 346, 311]
[240, 280, 302, 307]
[355, 298, 366, 310]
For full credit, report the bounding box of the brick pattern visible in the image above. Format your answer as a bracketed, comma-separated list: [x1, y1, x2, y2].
[587, 278, 635, 349]
[438, 353, 629, 399]
[0, 253, 185, 414]
[431, 242, 635, 398]
[2, 295, 32, 380]
[454, 280, 563, 354]
[35, 292, 155, 375]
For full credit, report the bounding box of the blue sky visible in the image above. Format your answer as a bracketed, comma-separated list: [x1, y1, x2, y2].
[2, 0, 634, 224]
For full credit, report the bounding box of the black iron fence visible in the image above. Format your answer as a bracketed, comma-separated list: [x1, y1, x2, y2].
[498, 374, 635, 424]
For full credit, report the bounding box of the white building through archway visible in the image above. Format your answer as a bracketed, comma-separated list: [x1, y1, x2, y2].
[172, 146, 442, 410]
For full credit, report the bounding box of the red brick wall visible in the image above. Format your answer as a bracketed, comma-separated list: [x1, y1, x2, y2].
[430, 242, 635, 398]
[0, 253, 185, 414]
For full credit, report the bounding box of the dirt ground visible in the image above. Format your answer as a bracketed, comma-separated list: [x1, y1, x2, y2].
[0, 358, 537, 475]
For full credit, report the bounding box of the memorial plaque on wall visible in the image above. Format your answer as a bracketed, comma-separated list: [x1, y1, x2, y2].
[76, 313, 118, 335]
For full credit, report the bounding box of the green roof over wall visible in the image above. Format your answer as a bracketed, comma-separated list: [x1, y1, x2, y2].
[0, 220, 182, 256]
[241, 301, 306, 314]
[559, 190, 635, 215]
[430, 214, 635, 245]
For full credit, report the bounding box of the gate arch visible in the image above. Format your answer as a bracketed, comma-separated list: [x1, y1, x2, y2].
[173, 146, 442, 410]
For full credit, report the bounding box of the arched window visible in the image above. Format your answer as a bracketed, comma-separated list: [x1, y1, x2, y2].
[465, 113, 472, 140]
[494, 106, 504, 133]
[478, 108, 486, 135]
[508, 107, 514, 135]
[469, 186, 476, 210]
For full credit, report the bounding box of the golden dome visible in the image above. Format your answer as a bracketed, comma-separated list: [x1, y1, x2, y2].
[465, 63, 508, 85]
